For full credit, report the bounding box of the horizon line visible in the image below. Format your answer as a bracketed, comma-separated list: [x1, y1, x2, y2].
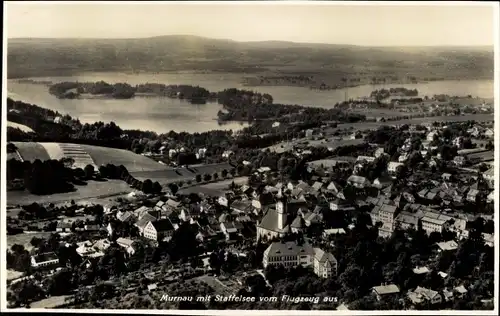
[7, 34, 495, 48]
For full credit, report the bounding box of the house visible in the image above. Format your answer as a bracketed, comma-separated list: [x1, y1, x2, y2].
[168, 149, 177, 158]
[323, 228, 346, 238]
[257, 166, 271, 174]
[222, 150, 234, 158]
[148, 283, 158, 292]
[179, 207, 201, 222]
[484, 128, 494, 138]
[117, 210, 134, 222]
[408, 286, 442, 305]
[347, 175, 369, 189]
[135, 212, 158, 235]
[486, 191, 494, 204]
[374, 147, 385, 158]
[84, 224, 100, 231]
[290, 214, 307, 233]
[106, 222, 116, 237]
[452, 136, 463, 148]
[436, 240, 459, 252]
[443, 289, 454, 302]
[220, 221, 243, 240]
[231, 200, 254, 214]
[262, 241, 337, 278]
[133, 206, 154, 219]
[143, 219, 175, 242]
[330, 199, 354, 211]
[373, 176, 393, 189]
[482, 233, 494, 247]
[371, 203, 398, 237]
[218, 195, 229, 207]
[56, 221, 72, 232]
[441, 173, 452, 181]
[466, 189, 479, 202]
[116, 238, 136, 255]
[453, 156, 466, 167]
[398, 153, 408, 163]
[454, 285, 468, 298]
[31, 252, 59, 269]
[305, 129, 314, 138]
[387, 162, 403, 175]
[197, 148, 207, 159]
[413, 266, 431, 275]
[75, 240, 109, 258]
[372, 284, 400, 301]
[356, 155, 376, 164]
[482, 167, 494, 186]
[421, 216, 447, 235]
[311, 181, 323, 192]
[395, 211, 421, 231]
[426, 131, 438, 142]
[326, 182, 340, 193]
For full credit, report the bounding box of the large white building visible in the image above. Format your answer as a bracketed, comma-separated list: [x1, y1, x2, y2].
[262, 241, 337, 278]
[143, 219, 175, 242]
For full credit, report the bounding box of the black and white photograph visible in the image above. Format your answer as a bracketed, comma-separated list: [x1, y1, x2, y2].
[1, 1, 498, 313]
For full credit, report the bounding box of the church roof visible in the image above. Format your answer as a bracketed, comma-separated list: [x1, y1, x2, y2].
[290, 215, 306, 229]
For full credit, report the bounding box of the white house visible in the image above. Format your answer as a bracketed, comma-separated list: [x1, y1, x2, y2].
[143, 219, 174, 242]
[197, 148, 207, 159]
[262, 241, 337, 279]
[31, 252, 59, 269]
[372, 284, 400, 301]
[427, 131, 438, 142]
[347, 175, 369, 189]
[222, 150, 234, 159]
[116, 237, 136, 255]
[408, 287, 442, 305]
[169, 149, 178, 158]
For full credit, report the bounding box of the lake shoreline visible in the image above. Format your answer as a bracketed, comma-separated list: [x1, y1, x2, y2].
[7, 74, 494, 133]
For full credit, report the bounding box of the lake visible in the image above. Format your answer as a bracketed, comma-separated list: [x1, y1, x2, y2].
[7, 72, 494, 133]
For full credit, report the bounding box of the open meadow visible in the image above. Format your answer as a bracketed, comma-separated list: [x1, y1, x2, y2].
[7, 179, 131, 206]
[131, 162, 234, 186]
[178, 177, 248, 196]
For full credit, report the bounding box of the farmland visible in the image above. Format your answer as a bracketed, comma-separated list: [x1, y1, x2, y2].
[7, 121, 35, 133]
[29, 295, 72, 308]
[266, 138, 364, 153]
[14, 142, 51, 161]
[327, 113, 494, 133]
[178, 177, 248, 196]
[132, 162, 235, 185]
[7, 232, 53, 251]
[11, 142, 168, 172]
[7, 179, 131, 206]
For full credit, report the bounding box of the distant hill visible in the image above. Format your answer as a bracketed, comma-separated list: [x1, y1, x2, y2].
[7, 35, 494, 80]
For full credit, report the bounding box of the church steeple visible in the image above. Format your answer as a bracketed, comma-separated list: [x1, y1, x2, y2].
[276, 198, 287, 230]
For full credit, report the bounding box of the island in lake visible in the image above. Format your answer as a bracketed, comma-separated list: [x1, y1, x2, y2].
[48, 81, 217, 104]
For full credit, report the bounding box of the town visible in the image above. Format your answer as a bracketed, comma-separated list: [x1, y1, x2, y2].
[3, 2, 496, 312]
[5, 89, 495, 311]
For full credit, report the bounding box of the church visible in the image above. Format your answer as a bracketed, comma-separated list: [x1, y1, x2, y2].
[256, 197, 308, 241]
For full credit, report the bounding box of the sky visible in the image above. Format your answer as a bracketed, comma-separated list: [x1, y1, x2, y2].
[5, 1, 496, 46]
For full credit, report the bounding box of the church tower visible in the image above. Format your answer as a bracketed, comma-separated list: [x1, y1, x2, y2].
[276, 200, 287, 230]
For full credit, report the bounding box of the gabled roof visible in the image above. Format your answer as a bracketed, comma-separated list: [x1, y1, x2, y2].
[290, 215, 306, 229]
[116, 237, 134, 247]
[347, 175, 368, 184]
[372, 284, 400, 295]
[136, 212, 157, 229]
[313, 248, 336, 263]
[151, 219, 174, 232]
[436, 240, 459, 251]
